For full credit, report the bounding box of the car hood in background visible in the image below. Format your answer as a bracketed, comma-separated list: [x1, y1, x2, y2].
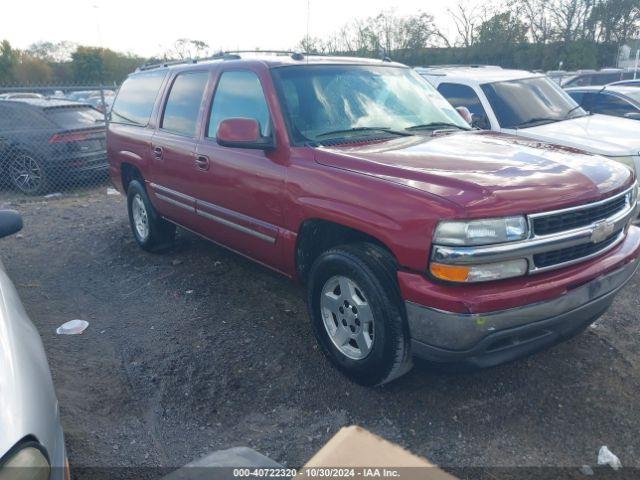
[510, 114, 640, 157]
[314, 131, 633, 218]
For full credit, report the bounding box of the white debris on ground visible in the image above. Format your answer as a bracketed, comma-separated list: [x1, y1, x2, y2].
[44, 192, 63, 199]
[579, 465, 594, 476]
[107, 187, 119, 195]
[597, 445, 622, 470]
[56, 319, 90, 335]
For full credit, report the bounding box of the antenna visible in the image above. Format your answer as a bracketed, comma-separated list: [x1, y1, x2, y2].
[306, 0, 311, 48]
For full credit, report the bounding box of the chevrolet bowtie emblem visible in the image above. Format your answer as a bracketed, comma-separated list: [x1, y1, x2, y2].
[590, 220, 615, 244]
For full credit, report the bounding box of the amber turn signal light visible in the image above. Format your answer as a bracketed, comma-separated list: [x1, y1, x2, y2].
[430, 263, 470, 282]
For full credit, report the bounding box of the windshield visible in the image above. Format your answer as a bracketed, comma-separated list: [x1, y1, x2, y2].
[481, 76, 587, 129]
[272, 65, 469, 144]
[621, 89, 640, 104]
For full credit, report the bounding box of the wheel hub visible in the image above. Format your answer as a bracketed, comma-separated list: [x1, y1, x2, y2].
[132, 194, 150, 241]
[320, 275, 374, 360]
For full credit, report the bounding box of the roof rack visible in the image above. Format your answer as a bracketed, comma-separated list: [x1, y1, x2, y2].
[418, 64, 502, 70]
[137, 50, 313, 72]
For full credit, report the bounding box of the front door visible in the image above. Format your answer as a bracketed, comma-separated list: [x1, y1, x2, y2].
[194, 69, 286, 270]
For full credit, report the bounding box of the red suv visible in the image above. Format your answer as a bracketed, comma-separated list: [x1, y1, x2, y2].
[107, 52, 640, 385]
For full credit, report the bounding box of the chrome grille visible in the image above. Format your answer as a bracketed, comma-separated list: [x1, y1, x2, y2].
[532, 195, 627, 236]
[533, 230, 623, 268]
[431, 184, 637, 277]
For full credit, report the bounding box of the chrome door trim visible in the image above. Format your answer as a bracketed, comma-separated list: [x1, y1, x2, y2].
[150, 182, 277, 244]
[155, 193, 195, 212]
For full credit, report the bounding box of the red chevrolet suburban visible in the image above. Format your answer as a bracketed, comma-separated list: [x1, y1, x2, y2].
[107, 52, 640, 385]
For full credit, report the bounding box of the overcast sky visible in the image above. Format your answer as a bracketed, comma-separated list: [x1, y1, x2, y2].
[1, 0, 488, 57]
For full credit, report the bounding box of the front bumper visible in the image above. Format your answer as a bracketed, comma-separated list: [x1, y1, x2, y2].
[407, 257, 638, 368]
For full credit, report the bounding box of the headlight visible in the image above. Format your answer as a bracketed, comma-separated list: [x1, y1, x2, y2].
[430, 259, 528, 283]
[0, 445, 50, 480]
[433, 216, 528, 246]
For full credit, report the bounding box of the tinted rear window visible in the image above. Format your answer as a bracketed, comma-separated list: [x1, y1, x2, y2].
[161, 71, 209, 136]
[45, 106, 105, 129]
[111, 71, 166, 126]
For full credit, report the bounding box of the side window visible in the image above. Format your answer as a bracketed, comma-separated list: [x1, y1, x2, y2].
[566, 75, 591, 87]
[437, 82, 490, 129]
[161, 71, 210, 136]
[580, 93, 598, 112]
[594, 94, 637, 117]
[567, 91, 584, 106]
[111, 71, 166, 126]
[208, 71, 270, 138]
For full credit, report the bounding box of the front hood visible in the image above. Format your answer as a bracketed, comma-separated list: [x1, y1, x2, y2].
[315, 131, 633, 217]
[516, 114, 640, 157]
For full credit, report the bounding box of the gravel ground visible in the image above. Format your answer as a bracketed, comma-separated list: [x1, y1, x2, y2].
[1, 187, 639, 479]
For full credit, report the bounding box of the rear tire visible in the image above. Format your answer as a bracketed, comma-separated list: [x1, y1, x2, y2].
[127, 180, 176, 252]
[307, 243, 412, 386]
[9, 152, 49, 195]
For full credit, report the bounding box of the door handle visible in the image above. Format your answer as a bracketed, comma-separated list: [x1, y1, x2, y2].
[153, 146, 163, 160]
[195, 155, 210, 171]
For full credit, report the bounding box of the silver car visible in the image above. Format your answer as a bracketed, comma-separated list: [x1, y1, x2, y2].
[0, 211, 68, 480]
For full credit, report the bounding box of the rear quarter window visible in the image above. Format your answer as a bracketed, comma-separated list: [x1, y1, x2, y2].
[110, 70, 167, 126]
[45, 106, 104, 129]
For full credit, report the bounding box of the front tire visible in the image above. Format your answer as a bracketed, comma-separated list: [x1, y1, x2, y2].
[127, 180, 176, 252]
[307, 243, 412, 386]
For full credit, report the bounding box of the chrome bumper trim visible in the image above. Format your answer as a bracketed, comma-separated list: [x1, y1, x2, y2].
[406, 258, 638, 351]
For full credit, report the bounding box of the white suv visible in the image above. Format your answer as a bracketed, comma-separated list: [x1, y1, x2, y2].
[418, 66, 640, 175]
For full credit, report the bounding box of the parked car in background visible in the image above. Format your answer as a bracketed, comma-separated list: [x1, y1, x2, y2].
[561, 68, 640, 88]
[565, 85, 640, 121]
[546, 70, 575, 85]
[0, 210, 69, 480]
[109, 53, 640, 385]
[0, 99, 107, 194]
[86, 91, 115, 113]
[65, 90, 99, 102]
[418, 66, 640, 176]
[609, 79, 640, 87]
[0, 92, 44, 100]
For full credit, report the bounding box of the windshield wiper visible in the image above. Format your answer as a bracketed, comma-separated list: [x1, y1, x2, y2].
[513, 117, 558, 128]
[315, 126, 412, 139]
[564, 104, 586, 119]
[405, 122, 469, 131]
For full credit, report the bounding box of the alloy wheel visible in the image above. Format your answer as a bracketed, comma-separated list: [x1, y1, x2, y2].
[320, 275, 375, 360]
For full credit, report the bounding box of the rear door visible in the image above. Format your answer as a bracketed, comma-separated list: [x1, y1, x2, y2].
[149, 70, 210, 229]
[194, 68, 286, 269]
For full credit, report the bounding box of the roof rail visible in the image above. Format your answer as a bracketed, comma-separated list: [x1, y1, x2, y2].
[136, 50, 315, 72]
[419, 64, 502, 70]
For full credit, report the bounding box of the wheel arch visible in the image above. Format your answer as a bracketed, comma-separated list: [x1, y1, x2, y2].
[120, 162, 145, 193]
[295, 218, 398, 284]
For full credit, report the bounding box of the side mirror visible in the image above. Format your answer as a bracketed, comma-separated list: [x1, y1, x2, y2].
[0, 210, 22, 239]
[623, 111, 640, 120]
[455, 106, 473, 125]
[216, 118, 275, 150]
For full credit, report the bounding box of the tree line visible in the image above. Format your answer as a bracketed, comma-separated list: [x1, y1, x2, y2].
[1, 0, 639, 86]
[301, 0, 640, 70]
[0, 40, 146, 85]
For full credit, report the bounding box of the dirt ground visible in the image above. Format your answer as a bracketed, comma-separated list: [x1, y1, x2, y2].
[2, 186, 639, 479]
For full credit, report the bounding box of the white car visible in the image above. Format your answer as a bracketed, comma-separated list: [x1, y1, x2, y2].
[417, 66, 640, 175]
[0, 210, 68, 480]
